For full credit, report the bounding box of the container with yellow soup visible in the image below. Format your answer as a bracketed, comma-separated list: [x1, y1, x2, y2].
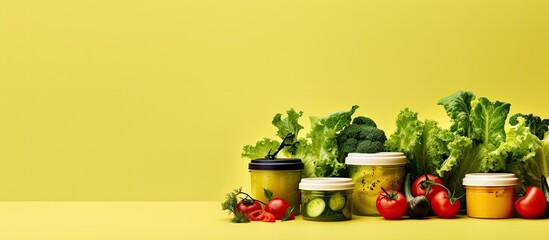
[345, 152, 407, 216]
[249, 158, 303, 214]
[463, 173, 518, 218]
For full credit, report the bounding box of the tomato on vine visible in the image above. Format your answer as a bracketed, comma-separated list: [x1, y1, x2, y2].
[412, 174, 445, 202]
[376, 187, 408, 220]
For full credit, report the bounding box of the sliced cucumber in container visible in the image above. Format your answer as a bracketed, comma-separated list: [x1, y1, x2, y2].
[306, 198, 326, 217]
[329, 192, 346, 211]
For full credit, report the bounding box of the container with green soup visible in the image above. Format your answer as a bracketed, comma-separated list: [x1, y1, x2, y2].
[345, 152, 406, 216]
[249, 158, 303, 215]
[299, 178, 354, 221]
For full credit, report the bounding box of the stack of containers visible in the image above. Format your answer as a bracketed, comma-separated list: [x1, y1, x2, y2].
[345, 152, 407, 216]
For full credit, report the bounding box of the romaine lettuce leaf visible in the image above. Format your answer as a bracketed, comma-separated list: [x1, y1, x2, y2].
[437, 91, 475, 137]
[470, 98, 510, 147]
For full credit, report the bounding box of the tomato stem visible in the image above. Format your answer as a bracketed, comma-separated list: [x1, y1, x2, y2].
[237, 191, 267, 205]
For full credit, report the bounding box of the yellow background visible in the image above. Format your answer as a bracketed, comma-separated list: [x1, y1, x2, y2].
[1, 0, 548, 201]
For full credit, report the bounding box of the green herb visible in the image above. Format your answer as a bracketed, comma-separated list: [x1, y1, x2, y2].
[221, 188, 250, 223]
[264, 188, 274, 201]
[281, 206, 295, 221]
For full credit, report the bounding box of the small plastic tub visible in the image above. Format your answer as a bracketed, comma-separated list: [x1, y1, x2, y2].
[249, 158, 303, 214]
[299, 178, 354, 221]
[345, 152, 407, 216]
[463, 173, 518, 219]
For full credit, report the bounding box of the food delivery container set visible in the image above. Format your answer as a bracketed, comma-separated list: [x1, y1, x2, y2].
[249, 152, 519, 221]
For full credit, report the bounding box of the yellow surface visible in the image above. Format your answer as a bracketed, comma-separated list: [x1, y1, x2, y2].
[1, 0, 549, 200]
[0, 201, 545, 239]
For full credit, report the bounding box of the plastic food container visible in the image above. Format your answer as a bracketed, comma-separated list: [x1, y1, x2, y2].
[249, 158, 303, 214]
[345, 152, 407, 216]
[463, 173, 518, 218]
[299, 178, 354, 221]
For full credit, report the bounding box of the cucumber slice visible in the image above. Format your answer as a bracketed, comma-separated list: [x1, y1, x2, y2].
[329, 192, 346, 211]
[306, 198, 326, 217]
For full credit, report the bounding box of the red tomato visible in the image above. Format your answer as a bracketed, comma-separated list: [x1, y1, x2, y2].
[412, 174, 445, 201]
[249, 210, 266, 221]
[265, 198, 290, 220]
[262, 212, 276, 222]
[515, 187, 547, 219]
[431, 191, 460, 218]
[376, 190, 408, 220]
[236, 200, 262, 216]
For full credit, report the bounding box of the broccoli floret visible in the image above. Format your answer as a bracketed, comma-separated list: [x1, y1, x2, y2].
[352, 116, 377, 127]
[356, 140, 384, 153]
[336, 116, 387, 161]
[509, 113, 549, 140]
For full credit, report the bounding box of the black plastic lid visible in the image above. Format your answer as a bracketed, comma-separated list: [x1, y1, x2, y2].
[248, 158, 303, 170]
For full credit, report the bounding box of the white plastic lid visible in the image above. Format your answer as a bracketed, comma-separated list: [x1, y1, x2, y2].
[299, 178, 355, 191]
[345, 152, 407, 166]
[462, 173, 519, 186]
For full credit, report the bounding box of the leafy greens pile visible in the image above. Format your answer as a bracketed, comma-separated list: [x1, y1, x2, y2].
[385, 90, 549, 196]
[242, 106, 359, 178]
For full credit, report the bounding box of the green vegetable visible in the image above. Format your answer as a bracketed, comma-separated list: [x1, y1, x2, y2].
[243, 106, 358, 178]
[221, 188, 250, 223]
[306, 198, 326, 217]
[384, 108, 455, 179]
[494, 117, 549, 189]
[328, 192, 346, 211]
[509, 113, 549, 140]
[386, 91, 512, 197]
[336, 116, 387, 161]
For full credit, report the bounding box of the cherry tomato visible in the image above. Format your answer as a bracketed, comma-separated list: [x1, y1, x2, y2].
[412, 174, 445, 202]
[262, 212, 276, 222]
[516, 187, 547, 219]
[236, 200, 262, 216]
[431, 191, 460, 218]
[265, 198, 290, 220]
[249, 210, 266, 221]
[376, 189, 407, 220]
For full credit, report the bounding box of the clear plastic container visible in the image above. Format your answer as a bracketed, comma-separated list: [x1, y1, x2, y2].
[345, 152, 406, 216]
[299, 178, 354, 221]
[463, 173, 518, 218]
[249, 158, 303, 214]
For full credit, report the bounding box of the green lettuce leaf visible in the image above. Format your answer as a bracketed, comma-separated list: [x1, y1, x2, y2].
[298, 105, 358, 177]
[389, 91, 512, 197]
[272, 109, 303, 155]
[241, 138, 280, 159]
[470, 98, 510, 147]
[385, 109, 454, 177]
[498, 117, 548, 189]
[437, 91, 476, 137]
[242, 106, 358, 178]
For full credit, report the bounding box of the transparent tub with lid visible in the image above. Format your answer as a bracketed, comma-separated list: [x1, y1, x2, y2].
[345, 152, 407, 216]
[299, 178, 354, 221]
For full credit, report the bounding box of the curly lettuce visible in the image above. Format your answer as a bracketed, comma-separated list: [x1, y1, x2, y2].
[242, 106, 358, 178]
[496, 117, 549, 189]
[385, 108, 454, 177]
[387, 91, 512, 197]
